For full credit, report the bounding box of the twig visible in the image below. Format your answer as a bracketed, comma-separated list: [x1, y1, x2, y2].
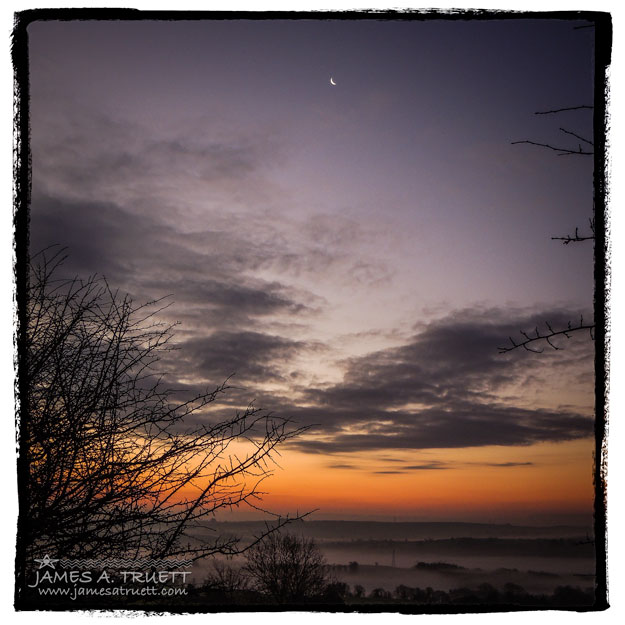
[559, 127, 593, 147]
[551, 228, 594, 245]
[510, 139, 593, 156]
[551, 219, 595, 245]
[534, 105, 593, 115]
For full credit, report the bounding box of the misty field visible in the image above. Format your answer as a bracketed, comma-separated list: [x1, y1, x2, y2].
[189, 520, 595, 604]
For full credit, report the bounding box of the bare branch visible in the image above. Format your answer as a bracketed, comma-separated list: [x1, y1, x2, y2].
[498, 318, 595, 354]
[506, 103, 595, 356]
[534, 105, 593, 115]
[22, 248, 307, 565]
[551, 225, 595, 245]
[510, 139, 593, 156]
[559, 127, 593, 147]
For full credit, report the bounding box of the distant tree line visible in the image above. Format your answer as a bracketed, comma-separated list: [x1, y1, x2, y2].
[194, 543, 594, 608]
[191, 574, 594, 608]
[25, 531, 595, 609]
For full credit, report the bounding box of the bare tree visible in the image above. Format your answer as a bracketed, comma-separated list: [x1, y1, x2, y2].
[243, 532, 329, 603]
[19, 248, 305, 568]
[203, 560, 250, 594]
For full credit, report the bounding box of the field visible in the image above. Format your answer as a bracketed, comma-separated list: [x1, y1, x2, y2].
[192, 520, 596, 601]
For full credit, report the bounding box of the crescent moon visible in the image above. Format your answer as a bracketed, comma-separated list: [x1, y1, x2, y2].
[330, 77, 336, 86]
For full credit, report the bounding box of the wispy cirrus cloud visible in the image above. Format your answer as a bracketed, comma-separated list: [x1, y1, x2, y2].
[478, 462, 535, 468]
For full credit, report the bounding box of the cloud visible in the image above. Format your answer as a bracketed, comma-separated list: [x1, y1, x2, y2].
[27, 112, 594, 457]
[29, 194, 317, 331]
[283, 308, 594, 453]
[372, 471, 405, 475]
[30, 107, 277, 211]
[478, 462, 535, 468]
[29, 194, 594, 453]
[370, 463, 450, 474]
[30, 106, 392, 293]
[175, 331, 310, 386]
[323, 458, 533, 474]
[28, 192, 324, 397]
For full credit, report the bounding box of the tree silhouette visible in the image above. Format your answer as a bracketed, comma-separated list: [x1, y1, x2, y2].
[203, 560, 250, 596]
[500, 104, 596, 354]
[19, 248, 305, 569]
[243, 532, 328, 603]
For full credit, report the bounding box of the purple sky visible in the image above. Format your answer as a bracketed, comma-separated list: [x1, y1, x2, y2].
[27, 16, 596, 461]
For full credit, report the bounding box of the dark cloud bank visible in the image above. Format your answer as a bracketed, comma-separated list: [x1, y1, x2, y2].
[30, 192, 594, 456]
[170, 307, 593, 455]
[284, 309, 593, 453]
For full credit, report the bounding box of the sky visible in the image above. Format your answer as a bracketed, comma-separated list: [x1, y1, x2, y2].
[25, 14, 599, 524]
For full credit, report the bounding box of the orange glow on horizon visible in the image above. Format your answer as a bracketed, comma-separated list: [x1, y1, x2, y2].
[167, 434, 594, 524]
[250, 438, 595, 522]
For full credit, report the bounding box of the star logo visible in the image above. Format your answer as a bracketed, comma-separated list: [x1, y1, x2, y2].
[34, 554, 59, 569]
